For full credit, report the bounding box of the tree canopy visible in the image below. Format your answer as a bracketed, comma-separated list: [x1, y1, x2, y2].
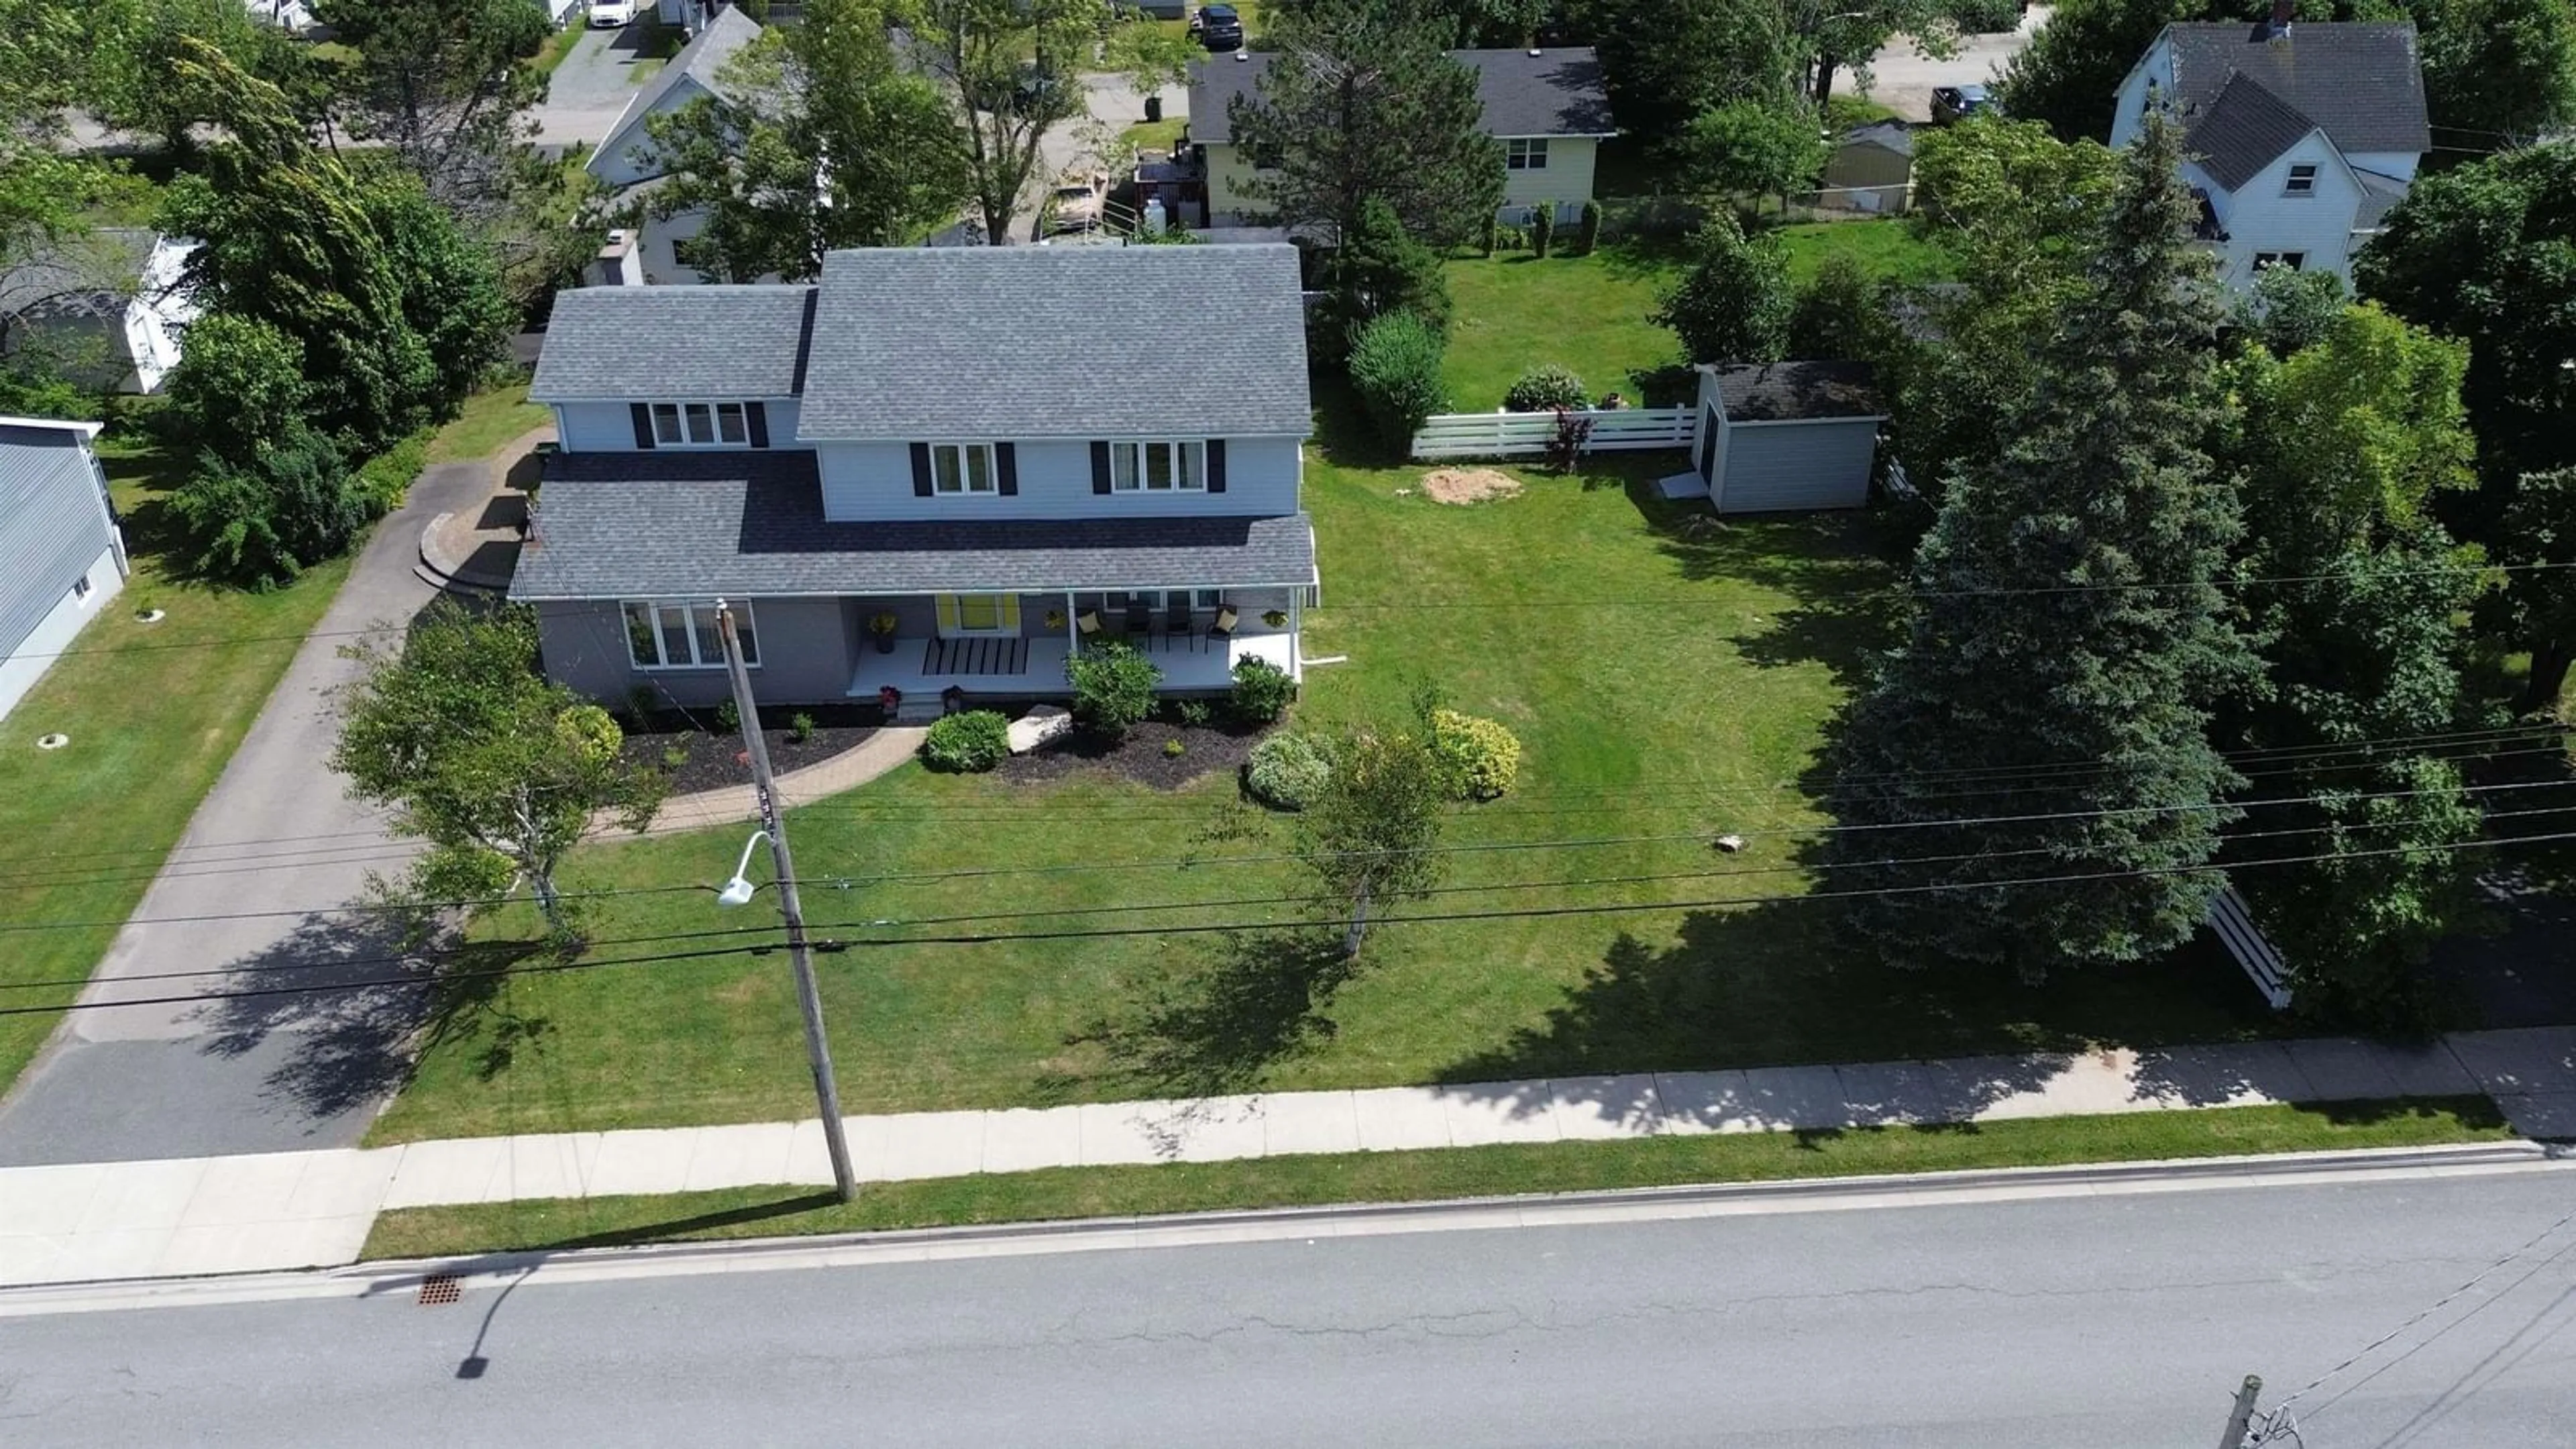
[1652, 212, 1794, 365]
[910, 0, 1104, 243]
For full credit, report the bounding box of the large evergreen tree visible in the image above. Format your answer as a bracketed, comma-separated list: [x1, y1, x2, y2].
[1227, 0, 1503, 248]
[2218, 305, 2487, 1018]
[1823, 116, 2252, 975]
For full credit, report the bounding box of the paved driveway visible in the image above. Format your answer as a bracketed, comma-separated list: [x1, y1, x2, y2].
[0, 463, 494, 1167]
[531, 21, 663, 148]
[1834, 9, 2046, 122]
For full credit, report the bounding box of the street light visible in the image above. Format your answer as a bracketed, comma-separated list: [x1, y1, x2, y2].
[716, 830, 767, 908]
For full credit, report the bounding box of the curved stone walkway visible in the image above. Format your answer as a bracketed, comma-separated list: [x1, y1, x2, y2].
[628, 727, 929, 838]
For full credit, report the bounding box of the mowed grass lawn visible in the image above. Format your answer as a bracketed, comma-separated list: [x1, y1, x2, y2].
[1441, 221, 1953, 410]
[0, 425, 352, 1093]
[0, 386, 547, 1096]
[371, 420, 2275, 1144]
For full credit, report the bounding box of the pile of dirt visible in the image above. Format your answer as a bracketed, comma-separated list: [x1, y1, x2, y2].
[1419, 468, 1523, 505]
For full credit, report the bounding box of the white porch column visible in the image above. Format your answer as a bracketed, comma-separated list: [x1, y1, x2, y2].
[1288, 588, 1303, 680]
[1065, 591, 1077, 655]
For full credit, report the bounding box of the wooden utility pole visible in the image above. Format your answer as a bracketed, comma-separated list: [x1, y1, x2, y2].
[2218, 1375, 2264, 1449]
[716, 600, 856, 1203]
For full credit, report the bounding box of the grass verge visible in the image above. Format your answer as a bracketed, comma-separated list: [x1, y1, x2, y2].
[363, 1097, 2512, 1259]
[425, 382, 550, 465]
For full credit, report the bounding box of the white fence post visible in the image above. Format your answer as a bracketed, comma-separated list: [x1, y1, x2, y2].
[1409, 407, 1696, 462]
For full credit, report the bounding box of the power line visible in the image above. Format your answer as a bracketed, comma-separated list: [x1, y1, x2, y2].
[0, 881, 730, 936]
[7, 827, 2574, 1022]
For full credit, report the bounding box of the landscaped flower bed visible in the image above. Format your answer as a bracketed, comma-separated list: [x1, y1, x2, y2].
[616, 704, 881, 796]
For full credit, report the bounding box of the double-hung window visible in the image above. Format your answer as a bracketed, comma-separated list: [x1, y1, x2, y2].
[1110, 440, 1208, 492]
[649, 401, 750, 447]
[2284, 164, 2318, 196]
[622, 599, 757, 669]
[1505, 138, 1549, 170]
[932, 443, 998, 494]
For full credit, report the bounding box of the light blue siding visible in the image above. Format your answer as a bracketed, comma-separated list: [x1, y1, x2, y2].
[816, 435, 1301, 521]
[1715, 420, 1879, 513]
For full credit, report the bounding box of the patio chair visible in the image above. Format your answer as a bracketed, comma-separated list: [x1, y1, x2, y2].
[1166, 596, 1195, 641]
[1124, 599, 1154, 638]
[1208, 605, 1238, 641]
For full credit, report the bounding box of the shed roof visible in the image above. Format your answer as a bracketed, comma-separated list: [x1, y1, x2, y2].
[796, 245, 1309, 440]
[1187, 47, 1612, 145]
[2157, 22, 2430, 160]
[0, 420, 112, 660]
[531, 284, 816, 401]
[1709, 361, 1884, 423]
[511, 451, 1318, 599]
[1838, 119, 1915, 158]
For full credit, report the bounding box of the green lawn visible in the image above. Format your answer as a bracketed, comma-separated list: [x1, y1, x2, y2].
[531, 21, 587, 78]
[1441, 225, 1953, 410]
[0, 425, 353, 1095]
[370, 423, 2281, 1146]
[1120, 117, 1187, 155]
[425, 382, 550, 465]
[363, 1097, 2510, 1258]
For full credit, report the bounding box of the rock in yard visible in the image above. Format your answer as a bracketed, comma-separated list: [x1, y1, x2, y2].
[1008, 704, 1073, 754]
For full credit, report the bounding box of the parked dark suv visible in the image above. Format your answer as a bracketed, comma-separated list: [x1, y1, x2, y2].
[1194, 3, 1244, 50]
[1931, 84, 1992, 125]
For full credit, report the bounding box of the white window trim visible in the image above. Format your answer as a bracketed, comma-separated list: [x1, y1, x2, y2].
[650, 400, 753, 449]
[930, 441, 1000, 496]
[1108, 439, 1210, 494]
[1505, 138, 1550, 171]
[623, 598, 757, 670]
[2283, 164, 2318, 197]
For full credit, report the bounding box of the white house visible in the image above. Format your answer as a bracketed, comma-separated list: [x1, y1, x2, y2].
[515, 246, 1318, 717]
[0, 231, 201, 394]
[588, 5, 766, 286]
[2109, 6, 2428, 290]
[0, 417, 127, 722]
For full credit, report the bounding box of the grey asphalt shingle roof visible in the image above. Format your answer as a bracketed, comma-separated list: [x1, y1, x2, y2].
[1187, 47, 1611, 145]
[511, 451, 1318, 599]
[796, 246, 1310, 440]
[2353, 169, 2408, 231]
[531, 284, 816, 400]
[2186, 72, 2320, 191]
[2160, 22, 2430, 160]
[1839, 119, 1915, 158]
[594, 5, 764, 170]
[1711, 362, 1884, 423]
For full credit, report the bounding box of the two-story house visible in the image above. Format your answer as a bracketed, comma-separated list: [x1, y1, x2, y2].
[512, 245, 1318, 714]
[2108, 5, 2429, 290]
[1185, 48, 1615, 231]
[1, 416, 127, 722]
[587, 4, 766, 286]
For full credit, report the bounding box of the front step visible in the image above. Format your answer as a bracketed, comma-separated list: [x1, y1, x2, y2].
[891, 699, 947, 724]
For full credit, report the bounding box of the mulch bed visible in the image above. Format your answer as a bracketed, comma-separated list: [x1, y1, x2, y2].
[995, 716, 1268, 792]
[619, 704, 881, 796]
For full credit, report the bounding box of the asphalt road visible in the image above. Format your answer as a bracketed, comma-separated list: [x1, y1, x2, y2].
[0, 464, 492, 1166]
[531, 20, 665, 149]
[4, 1165, 2571, 1444]
[1833, 11, 2046, 122]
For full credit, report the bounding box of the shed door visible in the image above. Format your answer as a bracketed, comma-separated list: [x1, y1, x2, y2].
[1697, 407, 1720, 480]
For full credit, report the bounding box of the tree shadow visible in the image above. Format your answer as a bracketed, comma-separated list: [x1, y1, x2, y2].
[1065, 928, 1355, 1100]
[1307, 373, 1407, 471]
[1435, 901, 2281, 1132]
[1635, 503, 1908, 690]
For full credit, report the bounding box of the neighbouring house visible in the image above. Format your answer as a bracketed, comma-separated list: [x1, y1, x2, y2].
[1689, 362, 1885, 514]
[0, 230, 199, 394]
[1822, 121, 1915, 214]
[513, 246, 1319, 717]
[1185, 48, 1615, 230]
[588, 5, 766, 286]
[2109, 3, 2428, 290]
[0, 417, 127, 722]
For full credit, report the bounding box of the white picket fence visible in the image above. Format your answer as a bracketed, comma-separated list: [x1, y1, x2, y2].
[1410, 407, 1697, 462]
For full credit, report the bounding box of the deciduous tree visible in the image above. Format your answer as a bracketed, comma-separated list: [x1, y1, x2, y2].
[1652, 212, 1792, 364]
[1823, 117, 2252, 975]
[334, 602, 665, 937]
[1297, 724, 1448, 961]
[911, 0, 1103, 243]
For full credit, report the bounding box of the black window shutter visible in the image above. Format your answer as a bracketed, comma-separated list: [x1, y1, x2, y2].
[1090, 440, 1112, 494]
[631, 403, 655, 449]
[996, 441, 1019, 495]
[746, 401, 769, 449]
[1206, 439, 1228, 493]
[910, 442, 933, 496]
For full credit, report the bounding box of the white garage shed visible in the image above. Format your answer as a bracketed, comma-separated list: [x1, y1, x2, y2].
[1688, 361, 1886, 514]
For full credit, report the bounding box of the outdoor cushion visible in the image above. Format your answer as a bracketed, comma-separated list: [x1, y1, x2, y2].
[1210, 606, 1238, 639]
[1076, 609, 1102, 635]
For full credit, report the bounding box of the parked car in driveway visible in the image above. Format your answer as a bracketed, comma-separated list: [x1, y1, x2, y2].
[1193, 3, 1244, 50]
[588, 0, 635, 26]
[1046, 171, 1108, 235]
[1931, 84, 1992, 124]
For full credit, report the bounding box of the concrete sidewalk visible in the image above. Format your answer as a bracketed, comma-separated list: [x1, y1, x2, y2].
[6, 1026, 2573, 1288]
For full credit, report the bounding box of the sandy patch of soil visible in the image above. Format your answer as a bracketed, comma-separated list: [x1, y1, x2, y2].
[1419, 468, 1523, 505]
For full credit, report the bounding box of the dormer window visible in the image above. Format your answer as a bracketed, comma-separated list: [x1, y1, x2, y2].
[2284, 164, 2318, 196]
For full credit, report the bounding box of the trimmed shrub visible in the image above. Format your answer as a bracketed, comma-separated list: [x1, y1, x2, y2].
[1243, 730, 1334, 811]
[350, 431, 430, 515]
[1430, 709, 1522, 799]
[1348, 311, 1450, 452]
[714, 697, 740, 733]
[169, 425, 369, 590]
[1530, 205, 1554, 258]
[1504, 364, 1591, 414]
[921, 709, 1011, 772]
[1576, 199, 1602, 256]
[788, 711, 815, 742]
[1175, 698, 1213, 727]
[1228, 656, 1296, 724]
[1065, 641, 1162, 737]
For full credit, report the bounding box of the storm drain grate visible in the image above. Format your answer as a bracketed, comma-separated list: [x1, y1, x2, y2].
[417, 1274, 463, 1305]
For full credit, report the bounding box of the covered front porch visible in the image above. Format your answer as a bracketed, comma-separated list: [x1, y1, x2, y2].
[847, 588, 1303, 701]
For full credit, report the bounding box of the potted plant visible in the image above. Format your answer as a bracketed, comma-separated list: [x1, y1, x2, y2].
[869, 612, 900, 654]
[1263, 608, 1289, 629]
[1044, 608, 1066, 631]
[878, 684, 902, 713]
